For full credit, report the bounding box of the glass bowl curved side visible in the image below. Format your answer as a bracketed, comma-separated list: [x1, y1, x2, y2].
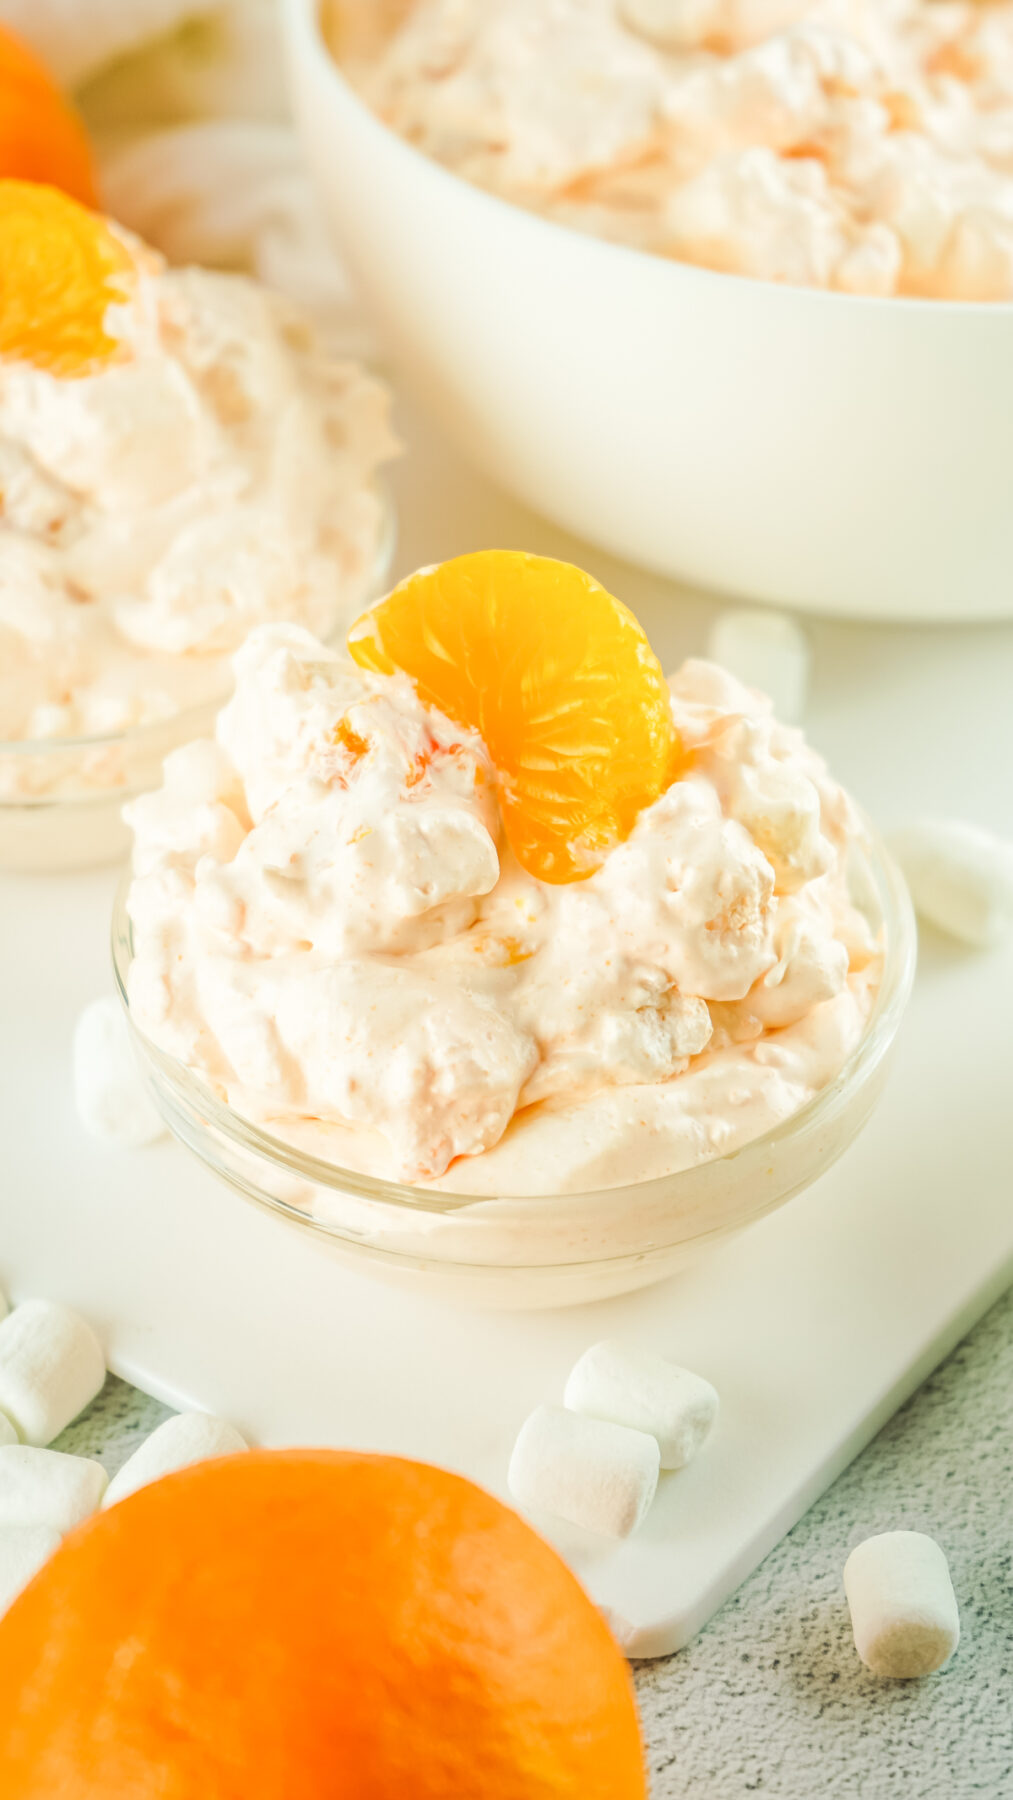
[111, 838, 916, 1308]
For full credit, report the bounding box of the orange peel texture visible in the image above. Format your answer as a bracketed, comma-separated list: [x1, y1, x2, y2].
[0, 1450, 649, 1800]
[0, 25, 98, 206]
[349, 550, 681, 884]
[0, 180, 134, 378]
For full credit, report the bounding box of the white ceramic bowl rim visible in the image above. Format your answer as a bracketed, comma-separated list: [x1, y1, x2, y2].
[292, 0, 1013, 322]
[111, 826, 917, 1217]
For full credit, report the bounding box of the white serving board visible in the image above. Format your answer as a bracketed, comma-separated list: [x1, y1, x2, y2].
[2, 402, 1012, 1657]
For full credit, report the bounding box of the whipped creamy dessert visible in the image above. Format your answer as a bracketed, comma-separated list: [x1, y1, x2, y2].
[342, 0, 1013, 299]
[125, 621, 883, 1197]
[0, 223, 394, 799]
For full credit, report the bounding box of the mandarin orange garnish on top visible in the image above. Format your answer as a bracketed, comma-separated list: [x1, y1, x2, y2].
[0, 1450, 648, 1800]
[0, 180, 134, 378]
[0, 26, 97, 206]
[348, 550, 681, 883]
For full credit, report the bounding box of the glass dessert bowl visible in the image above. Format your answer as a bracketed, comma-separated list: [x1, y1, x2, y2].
[113, 831, 913, 1308]
[111, 550, 916, 1309]
[0, 179, 397, 874]
[0, 490, 396, 873]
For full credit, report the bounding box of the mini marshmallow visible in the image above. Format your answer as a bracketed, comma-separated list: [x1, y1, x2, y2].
[890, 820, 1013, 948]
[0, 1445, 108, 1532]
[707, 608, 810, 724]
[73, 995, 167, 1149]
[844, 1531, 960, 1678]
[0, 1524, 61, 1616]
[0, 1412, 17, 1448]
[508, 1404, 660, 1539]
[0, 1300, 106, 1447]
[103, 1411, 249, 1507]
[620, 0, 707, 47]
[564, 1340, 719, 1471]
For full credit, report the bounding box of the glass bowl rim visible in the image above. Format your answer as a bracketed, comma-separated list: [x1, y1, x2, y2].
[0, 480, 398, 766]
[111, 820, 917, 1219]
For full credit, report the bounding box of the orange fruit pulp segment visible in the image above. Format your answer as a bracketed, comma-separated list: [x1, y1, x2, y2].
[0, 25, 97, 207]
[348, 550, 681, 884]
[0, 179, 134, 378]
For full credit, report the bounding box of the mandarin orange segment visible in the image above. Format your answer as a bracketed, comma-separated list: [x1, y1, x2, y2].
[348, 551, 681, 883]
[0, 25, 97, 206]
[0, 180, 134, 378]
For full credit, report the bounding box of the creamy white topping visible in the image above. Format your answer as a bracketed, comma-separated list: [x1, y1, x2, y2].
[0, 230, 395, 795]
[346, 0, 1013, 298]
[125, 623, 882, 1195]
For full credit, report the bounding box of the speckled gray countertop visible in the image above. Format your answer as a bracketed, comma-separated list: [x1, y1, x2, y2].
[57, 1286, 1013, 1798]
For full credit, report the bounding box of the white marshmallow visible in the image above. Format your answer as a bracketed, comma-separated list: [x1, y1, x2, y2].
[0, 1413, 17, 1448]
[621, 0, 714, 48]
[0, 1525, 61, 1616]
[0, 1445, 108, 1533]
[73, 995, 167, 1149]
[890, 820, 1013, 948]
[103, 1411, 249, 1507]
[844, 1531, 960, 1678]
[508, 1404, 660, 1538]
[0, 1288, 8, 1323]
[707, 608, 810, 724]
[0, 1301, 106, 1447]
[564, 1339, 719, 1470]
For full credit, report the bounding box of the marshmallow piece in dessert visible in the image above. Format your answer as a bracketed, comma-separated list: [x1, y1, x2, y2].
[0, 1445, 108, 1533]
[103, 1412, 248, 1507]
[844, 1531, 960, 1678]
[73, 996, 167, 1149]
[564, 1340, 718, 1471]
[508, 1404, 660, 1538]
[0, 1301, 106, 1447]
[621, 0, 727, 49]
[889, 821, 1013, 949]
[707, 609, 810, 725]
[0, 1412, 17, 1449]
[0, 1524, 61, 1617]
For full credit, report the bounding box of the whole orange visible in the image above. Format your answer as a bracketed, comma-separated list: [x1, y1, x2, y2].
[0, 1450, 648, 1799]
[0, 25, 97, 205]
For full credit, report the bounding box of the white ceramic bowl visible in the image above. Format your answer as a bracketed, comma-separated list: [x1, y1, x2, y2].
[284, 0, 1013, 623]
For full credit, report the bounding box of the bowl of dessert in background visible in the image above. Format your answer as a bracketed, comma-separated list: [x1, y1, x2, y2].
[113, 553, 917, 1308]
[283, 0, 1013, 622]
[0, 180, 397, 874]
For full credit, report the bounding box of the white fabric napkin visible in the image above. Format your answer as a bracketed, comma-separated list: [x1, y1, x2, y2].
[100, 118, 376, 357]
[0, 0, 220, 91]
[0, 0, 376, 357]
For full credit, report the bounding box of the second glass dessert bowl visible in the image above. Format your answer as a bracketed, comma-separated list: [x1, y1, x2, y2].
[0, 490, 397, 875]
